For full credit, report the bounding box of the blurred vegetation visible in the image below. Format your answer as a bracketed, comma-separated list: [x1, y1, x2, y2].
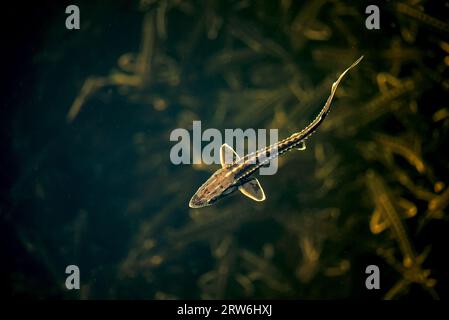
[3, 0, 449, 299]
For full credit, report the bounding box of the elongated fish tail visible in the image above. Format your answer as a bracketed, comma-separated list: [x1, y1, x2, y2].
[327, 55, 364, 110]
[294, 56, 364, 140]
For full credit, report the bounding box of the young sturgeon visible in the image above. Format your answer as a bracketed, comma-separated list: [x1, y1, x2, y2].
[189, 56, 363, 208]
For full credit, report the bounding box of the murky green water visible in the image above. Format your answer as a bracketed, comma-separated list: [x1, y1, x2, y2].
[3, 0, 449, 299]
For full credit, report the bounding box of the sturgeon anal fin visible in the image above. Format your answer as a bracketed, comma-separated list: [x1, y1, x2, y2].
[296, 141, 306, 151]
[220, 143, 240, 167]
[239, 178, 266, 202]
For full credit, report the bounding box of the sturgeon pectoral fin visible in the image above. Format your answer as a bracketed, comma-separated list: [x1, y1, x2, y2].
[239, 178, 266, 202]
[220, 143, 240, 167]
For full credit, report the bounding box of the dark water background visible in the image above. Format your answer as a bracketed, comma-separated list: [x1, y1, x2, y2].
[1, 0, 449, 299]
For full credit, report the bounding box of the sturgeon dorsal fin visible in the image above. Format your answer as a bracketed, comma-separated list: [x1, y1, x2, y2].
[220, 143, 240, 167]
[239, 178, 266, 202]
